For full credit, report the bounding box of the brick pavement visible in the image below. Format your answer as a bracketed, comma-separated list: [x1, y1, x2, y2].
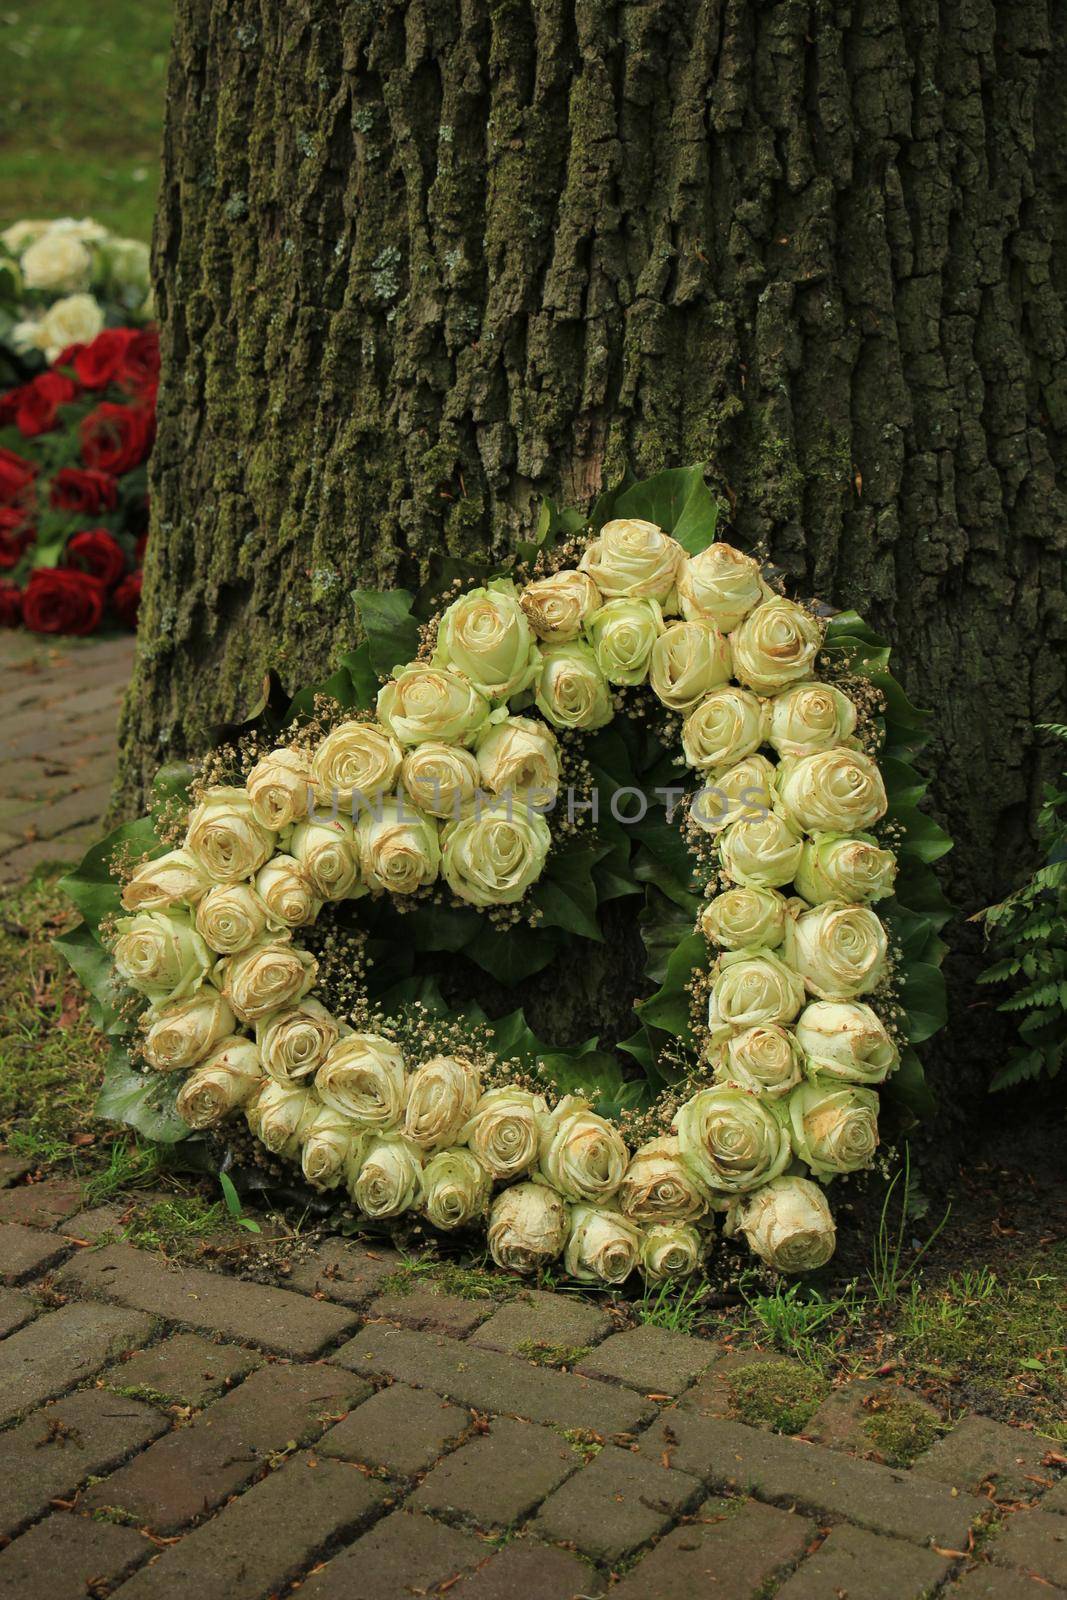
[0, 1172, 1062, 1599]
[0, 632, 135, 885]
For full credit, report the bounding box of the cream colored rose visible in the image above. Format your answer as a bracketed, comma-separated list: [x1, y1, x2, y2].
[720, 813, 804, 891]
[121, 848, 212, 913]
[421, 1149, 492, 1230]
[356, 797, 440, 895]
[434, 579, 540, 701]
[775, 748, 888, 834]
[675, 1085, 792, 1194]
[46, 216, 108, 241]
[690, 754, 775, 834]
[678, 542, 766, 630]
[40, 293, 105, 359]
[246, 746, 313, 830]
[21, 231, 92, 291]
[795, 1000, 899, 1085]
[195, 883, 269, 954]
[641, 1222, 704, 1282]
[707, 949, 806, 1043]
[175, 1037, 264, 1128]
[650, 620, 732, 713]
[730, 598, 823, 694]
[536, 1095, 629, 1203]
[254, 855, 322, 928]
[186, 787, 275, 884]
[579, 518, 683, 603]
[315, 1033, 407, 1127]
[795, 834, 898, 906]
[616, 1134, 710, 1224]
[700, 886, 788, 950]
[463, 1086, 546, 1178]
[681, 686, 767, 773]
[401, 742, 480, 819]
[768, 681, 857, 758]
[725, 1176, 836, 1272]
[310, 721, 402, 808]
[788, 1082, 880, 1177]
[1, 219, 48, 253]
[783, 902, 888, 1000]
[350, 1134, 424, 1218]
[711, 1023, 805, 1099]
[487, 1182, 567, 1273]
[534, 642, 614, 731]
[257, 998, 341, 1084]
[565, 1204, 642, 1285]
[586, 598, 664, 686]
[441, 803, 550, 907]
[377, 663, 491, 747]
[300, 1105, 359, 1190]
[112, 912, 213, 1004]
[247, 1079, 317, 1158]
[475, 716, 559, 804]
[289, 817, 362, 900]
[142, 990, 235, 1072]
[403, 1055, 482, 1149]
[520, 569, 600, 642]
[217, 938, 317, 1023]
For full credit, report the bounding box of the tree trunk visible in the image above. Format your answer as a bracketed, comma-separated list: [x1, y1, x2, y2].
[121, 0, 1067, 1095]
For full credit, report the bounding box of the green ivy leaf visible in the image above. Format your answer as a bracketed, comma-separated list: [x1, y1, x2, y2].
[353, 588, 420, 677]
[59, 815, 163, 931]
[898, 961, 948, 1043]
[530, 844, 608, 942]
[636, 930, 706, 1039]
[96, 1048, 190, 1142]
[465, 920, 562, 984]
[613, 465, 720, 554]
[53, 922, 128, 1035]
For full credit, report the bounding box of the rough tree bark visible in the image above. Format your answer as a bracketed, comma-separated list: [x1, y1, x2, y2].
[121, 0, 1067, 1088]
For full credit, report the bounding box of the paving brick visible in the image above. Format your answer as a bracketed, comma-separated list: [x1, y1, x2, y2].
[533, 1444, 701, 1563]
[805, 1377, 939, 1456]
[639, 1412, 982, 1548]
[284, 1236, 404, 1306]
[318, 1382, 470, 1477]
[452, 1539, 605, 1599]
[57, 1242, 359, 1356]
[81, 1362, 371, 1533]
[677, 1346, 803, 1420]
[0, 1178, 84, 1228]
[951, 1562, 1067, 1597]
[0, 1284, 37, 1336]
[576, 1323, 718, 1397]
[59, 1203, 131, 1243]
[332, 1324, 653, 1436]
[990, 1510, 1067, 1588]
[775, 1523, 951, 1598]
[365, 1285, 495, 1336]
[111, 1452, 391, 1600]
[0, 1219, 71, 1281]
[298, 1508, 488, 1599]
[0, 1301, 154, 1424]
[471, 1290, 612, 1359]
[0, 1388, 167, 1538]
[413, 1416, 578, 1528]
[13, 777, 113, 841]
[1045, 1478, 1067, 1516]
[103, 1332, 261, 1407]
[914, 1415, 1057, 1501]
[0, 1513, 148, 1599]
[612, 1495, 814, 1600]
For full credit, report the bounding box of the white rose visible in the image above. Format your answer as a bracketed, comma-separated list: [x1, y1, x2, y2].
[675, 1085, 792, 1194]
[112, 911, 213, 1004]
[578, 518, 683, 603]
[254, 855, 322, 927]
[40, 293, 105, 359]
[719, 812, 804, 890]
[475, 716, 559, 804]
[520, 569, 601, 642]
[257, 998, 342, 1084]
[565, 1205, 642, 1285]
[356, 797, 441, 895]
[690, 754, 775, 834]
[586, 598, 664, 685]
[121, 848, 213, 913]
[700, 886, 789, 951]
[246, 1079, 316, 1158]
[678, 542, 766, 629]
[401, 742, 480, 820]
[725, 1176, 836, 1272]
[711, 1023, 805, 1099]
[783, 902, 889, 1000]
[730, 598, 823, 694]
[641, 1221, 704, 1282]
[616, 1134, 711, 1224]
[534, 642, 614, 731]
[403, 1055, 482, 1149]
[21, 231, 92, 291]
[794, 834, 898, 906]
[2, 219, 48, 253]
[795, 1000, 899, 1085]
[175, 1037, 264, 1128]
[350, 1134, 424, 1218]
[300, 1105, 360, 1191]
[707, 948, 806, 1043]
[246, 747, 313, 830]
[788, 1082, 880, 1177]
[487, 1182, 567, 1273]
[441, 803, 551, 907]
[775, 748, 888, 834]
[195, 883, 269, 954]
[422, 1149, 492, 1230]
[186, 787, 275, 884]
[377, 663, 491, 747]
[433, 579, 541, 701]
[682, 686, 767, 773]
[768, 681, 857, 757]
[217, 938, 317, 1023]
[289, 817, 362, 900]
[142, 990, 235, 1071]
[536, 1095, 629, 1203]
[315, 1033, 408, 1128]
[310, 721, 402, 809]
[463, 1086, 546, 1178]
[650, 620, 732, 713]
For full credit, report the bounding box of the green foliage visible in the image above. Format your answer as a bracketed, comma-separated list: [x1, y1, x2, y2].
[978, 725, 1067, 1090]
[726, 1359, 827, 1435]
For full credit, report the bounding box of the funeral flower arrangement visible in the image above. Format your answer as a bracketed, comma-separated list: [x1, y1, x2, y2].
[60, 467, 950, 1284]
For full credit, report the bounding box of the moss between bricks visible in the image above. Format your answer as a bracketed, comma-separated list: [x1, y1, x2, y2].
[377, 1259, 513, 1303]
[863, 1397, 944, 1467]
[517, 1339, 592, 1370]
[727, 1361, 828, 1436]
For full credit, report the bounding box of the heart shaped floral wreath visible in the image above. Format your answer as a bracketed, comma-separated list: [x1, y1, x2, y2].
[61, 467, 950, 1286]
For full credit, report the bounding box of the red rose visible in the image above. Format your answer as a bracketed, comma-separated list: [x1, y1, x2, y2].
[112, 569, 142, 630]
[0, 507, 34, 570]
[50, 467, 119, 515]
[0, 386, 25, 428]
[15, 371, 78, 439]
[0, 448, 36, 507]
[73, 328, 138, 390]
[65, 528, 127, 590]
[0, 581, 22, 627]
[22, 568, 106, 636]
[81, 402, 153, 475]
[51, 343, 86, 372]
[117, 328, 160, 395]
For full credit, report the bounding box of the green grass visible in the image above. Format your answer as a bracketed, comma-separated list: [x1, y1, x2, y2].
[0, 3, 172, 239]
